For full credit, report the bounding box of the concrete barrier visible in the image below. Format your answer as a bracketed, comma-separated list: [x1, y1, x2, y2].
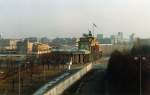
[44, 63, 92, 95]
[33, 63, 93, 95]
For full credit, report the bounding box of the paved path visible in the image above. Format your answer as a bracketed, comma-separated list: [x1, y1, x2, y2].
[77, 63, 108, 95]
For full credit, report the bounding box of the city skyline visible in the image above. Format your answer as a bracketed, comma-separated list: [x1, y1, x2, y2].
[0, 0, 150, 38]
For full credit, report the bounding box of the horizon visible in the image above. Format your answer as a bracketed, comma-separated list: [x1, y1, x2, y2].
[1, 33, 149, 40]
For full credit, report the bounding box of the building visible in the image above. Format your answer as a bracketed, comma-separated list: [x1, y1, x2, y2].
[24, 37, 38, 43]
[49, 31, 102, 64]
[129, 33, 135, 43]
[0, 39, 18, 51]
[17, 40, 33, 54]
[40, 37, 50, 44]
[110, 35, 117, 44]
[97, 34, 112, 44]
[78, 31, 101, 56]
[51, 49, 90, 64]
[118, 32, 123, 39]
[117, 32, 123, 43]
[32, 43, 51, 54]
[99, 38, 112, 44]
[110, 32, 125, 45]
[78, 31, 96, 52]
[97, 34, 103, 40]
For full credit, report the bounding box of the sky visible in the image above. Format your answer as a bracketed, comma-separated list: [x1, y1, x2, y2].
[0, 0, 150, 39]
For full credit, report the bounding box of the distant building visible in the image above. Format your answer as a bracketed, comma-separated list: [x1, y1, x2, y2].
[51, 49, 91, 64]
[40, 37, 50, 43]
[32, 43, 51, 54]
[117, 32, 123, 43]
[129, 33, 135, 43]
[110, 35, 117, 44]
[78, 31, 100, 53]
[52, 38, 76, 45]
[17, 40, 33, 54]
[97, 34, 112, 44]
[101, 38, 112, 44]
[97, 34, 103, 39]
[118, 32, 123, 39]
[0, 39, 18, 50]
[51, 31, 102, 64]
[25, 37, 38, 43]
[109, 32, 125, 44]
[79, 31, 94, 51]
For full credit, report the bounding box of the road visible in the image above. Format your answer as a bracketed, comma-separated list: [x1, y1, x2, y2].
[63, 57, 109, 95]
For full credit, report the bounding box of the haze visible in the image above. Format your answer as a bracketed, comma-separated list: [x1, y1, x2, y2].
[0, 0, 150, 38]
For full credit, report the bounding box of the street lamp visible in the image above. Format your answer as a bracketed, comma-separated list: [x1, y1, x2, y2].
[18, 63, 21, 95]
[134, 56, 146, 95]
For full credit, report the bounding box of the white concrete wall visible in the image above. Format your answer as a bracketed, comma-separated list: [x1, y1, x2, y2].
[44, 63, 93, 95]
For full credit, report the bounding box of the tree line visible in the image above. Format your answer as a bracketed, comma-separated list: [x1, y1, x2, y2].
[106, 44, 150, 95]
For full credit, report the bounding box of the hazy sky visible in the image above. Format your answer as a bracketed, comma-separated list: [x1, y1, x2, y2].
[0, 0, 150, 38]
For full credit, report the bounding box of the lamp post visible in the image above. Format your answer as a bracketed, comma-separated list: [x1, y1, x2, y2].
[134, 56, 146, 95]
[44, 62, 46, 81]
[18, 63, 21, 95]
